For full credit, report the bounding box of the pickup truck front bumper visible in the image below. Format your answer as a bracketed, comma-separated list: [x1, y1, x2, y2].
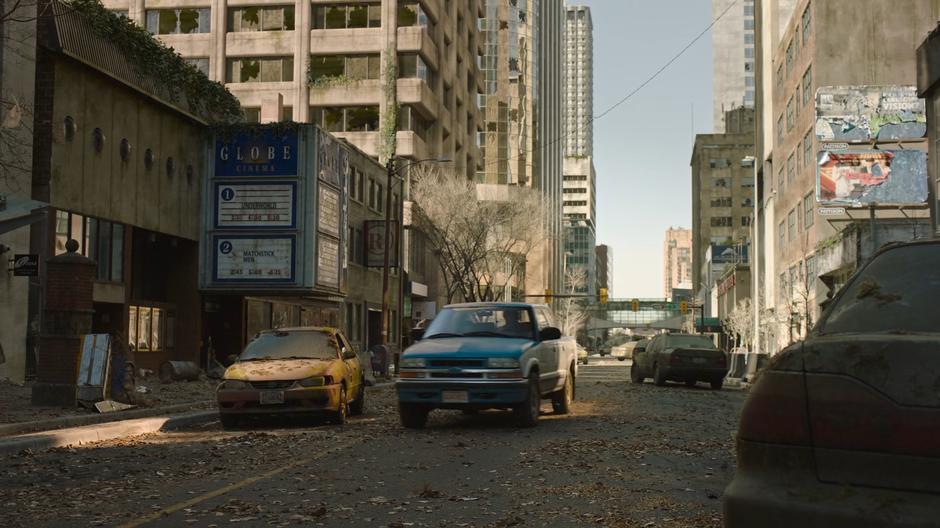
[396, 379, 529, 409]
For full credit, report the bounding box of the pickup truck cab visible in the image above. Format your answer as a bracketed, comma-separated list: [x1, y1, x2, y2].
[396, 302, 578, 429]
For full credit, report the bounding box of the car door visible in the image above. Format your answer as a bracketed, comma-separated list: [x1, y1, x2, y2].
[804, 243, 940, 495]
[337, 332, 361, 398]
[638, 337, 657, 374]
[534, 307, 561, 393]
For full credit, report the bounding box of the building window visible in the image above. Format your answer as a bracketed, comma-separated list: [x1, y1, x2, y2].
[710, 217, 733, 227]
[709, 158, 730, 169]
[786, 97, 795, 131]
[128, 306, 175, 353]
[804, 192, 815, 228]
[310, 106, 380, 132]
[309, 54, 380, 82]
[398, 105, 432, 141]
[778, 221, 785, 251]
[398, 1, 432, 29]
[787, 153, 795, 183]
[802, 67, 812, 106]
[776, 65, 783, 90]
[399, 53, 436, 85]
[242, 108, 260, 123]
[802, 4, 811, 45]
[776, 116, 784, 144]
[785, 40, 794, 76]
[777, 167, 784, 191]
[185, 57, 210, 77]
[226, 57, 294, 83]
[710, 197, 733, 207]
[788, 208, 797, 241]
[741, 216, 751, 227]
[146, 8, 210, 34]
[803, 130, 813, 168]
[313, 4, 382, 29]
[55, 211, 124, 283]
[227, 6, 294, 32]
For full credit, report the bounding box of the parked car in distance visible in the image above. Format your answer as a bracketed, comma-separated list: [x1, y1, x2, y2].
[396, 302, 578, 429]
[610, 344, 628, 361]
[621, 338, 648, 362]
[216, 327, 365, 429]
[577, 345, 589, 365]
[724, 241, 940, 528]
[630, 333, 727, 389]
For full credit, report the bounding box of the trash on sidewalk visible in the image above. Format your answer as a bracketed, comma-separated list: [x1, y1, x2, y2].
[94, 400, 136, 413]
[159, 361, 201, 383]
[76, 334, 112, 404]
[136, 385, 151, 394]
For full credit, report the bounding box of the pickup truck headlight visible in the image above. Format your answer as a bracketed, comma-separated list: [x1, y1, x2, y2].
[487, 358, 520, 369]
[400, 358, 427, 368]
[219, 380, 249, 390]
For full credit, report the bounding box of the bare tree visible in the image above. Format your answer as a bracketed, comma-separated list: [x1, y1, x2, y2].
[1, 0, 40, 192]
[410, 167, 550, 303]
[721, 298, 753, 350]
[556, 265, 590, 337]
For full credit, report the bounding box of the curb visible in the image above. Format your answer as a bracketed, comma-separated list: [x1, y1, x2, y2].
[0, 410, 218, 456]
[0, 400, 215, 438]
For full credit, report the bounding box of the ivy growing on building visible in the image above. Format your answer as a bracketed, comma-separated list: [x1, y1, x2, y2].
[65, 0, 241, 124]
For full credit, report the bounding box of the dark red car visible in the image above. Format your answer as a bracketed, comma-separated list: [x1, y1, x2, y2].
[724, 240, 940, 527]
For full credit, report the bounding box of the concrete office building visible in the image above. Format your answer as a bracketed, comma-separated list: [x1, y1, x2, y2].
[712, 0, 756, 132]
[690, 107, 756, 310]
[562, 5, 596, 295]
[102, 0, 486, 314]
[478, 0, 564, 297]
[663, 228, 692, 298]
[764, 0, 939, 347]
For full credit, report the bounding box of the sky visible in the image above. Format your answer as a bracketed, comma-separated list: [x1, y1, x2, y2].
[576, 0, 714, 298]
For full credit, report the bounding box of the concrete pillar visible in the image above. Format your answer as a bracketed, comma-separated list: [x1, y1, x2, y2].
[31, 239, 96, 406]
[214, 0, 227, 83]
[295, 0, 310, 123]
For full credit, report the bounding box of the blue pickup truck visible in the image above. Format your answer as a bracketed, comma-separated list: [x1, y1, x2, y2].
[396, 302, 578, 429]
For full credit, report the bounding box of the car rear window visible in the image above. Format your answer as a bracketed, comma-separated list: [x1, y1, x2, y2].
[240, 330, 339, 361]
[821, 244, 940, 335]
[666, 335, 717, 349]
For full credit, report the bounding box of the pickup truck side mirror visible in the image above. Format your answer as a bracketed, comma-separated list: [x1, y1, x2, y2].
[342, 348, 357, 360]
[538, 326, 562, 341]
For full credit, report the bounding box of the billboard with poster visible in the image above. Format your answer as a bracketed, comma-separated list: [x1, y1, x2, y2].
[816, 150, 928, 206]
[815, 86, 926, 143]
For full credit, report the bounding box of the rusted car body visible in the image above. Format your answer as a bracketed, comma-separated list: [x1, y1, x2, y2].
[217, 327, 365, 428]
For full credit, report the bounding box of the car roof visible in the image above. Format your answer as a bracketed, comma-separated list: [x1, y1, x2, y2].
[259, 326, 339, 334]
[444, 302, 546, 309]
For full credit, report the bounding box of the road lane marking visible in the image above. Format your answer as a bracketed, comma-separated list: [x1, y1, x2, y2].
[117, 436, 353, 528]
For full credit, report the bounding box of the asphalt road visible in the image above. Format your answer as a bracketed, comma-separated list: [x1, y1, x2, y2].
[0, 362, 745, 528]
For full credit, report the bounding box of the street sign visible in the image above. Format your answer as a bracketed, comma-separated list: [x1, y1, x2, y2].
[818, 206, 846, 216]
[11, 254, 38, 277]
[822, 142, 849, 151]
[631, 299, 640, 312]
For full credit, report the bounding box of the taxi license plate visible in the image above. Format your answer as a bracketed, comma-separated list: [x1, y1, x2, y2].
[692, 358, 707, 364]
[442, 391, 469, 403]
[260, 391, 285, 405]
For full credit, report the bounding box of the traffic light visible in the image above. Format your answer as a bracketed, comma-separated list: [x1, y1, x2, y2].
[631, 299, 640, 312]
[599, 288, 608, 305]
[544, 289, 552, 303]
[680, 300, 689, 314]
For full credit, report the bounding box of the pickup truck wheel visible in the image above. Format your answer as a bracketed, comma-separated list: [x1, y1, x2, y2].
[630, 364, 643, 384]
[513, 374, 540, 427]
[551, 371, 573, 415]
[399, 403, 429, 429]
[653, 364, 667, 386]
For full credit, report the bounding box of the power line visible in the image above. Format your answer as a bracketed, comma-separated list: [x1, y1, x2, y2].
[477, 0, 740, 172]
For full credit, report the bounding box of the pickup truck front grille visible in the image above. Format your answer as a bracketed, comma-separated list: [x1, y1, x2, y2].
[429, 359, 485, 368]
[429, 372, 484, 379]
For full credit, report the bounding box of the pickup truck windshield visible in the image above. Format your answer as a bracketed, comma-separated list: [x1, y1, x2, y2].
[424, 306, 535, 340]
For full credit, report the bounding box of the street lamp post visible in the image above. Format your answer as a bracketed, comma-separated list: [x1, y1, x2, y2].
[380, 157, 450, 374]
[743, 155, 760, 355]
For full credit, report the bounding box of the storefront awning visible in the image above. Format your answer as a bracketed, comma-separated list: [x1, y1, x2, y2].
[0, 196, 48, 236]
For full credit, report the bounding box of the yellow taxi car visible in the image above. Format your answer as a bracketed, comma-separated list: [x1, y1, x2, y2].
[216, 327, 365, 428]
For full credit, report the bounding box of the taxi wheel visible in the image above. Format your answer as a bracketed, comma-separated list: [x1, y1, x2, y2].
[220, 414, 240, 430]
[349, 383, 366, 416]
[332, 385, 348, 425]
